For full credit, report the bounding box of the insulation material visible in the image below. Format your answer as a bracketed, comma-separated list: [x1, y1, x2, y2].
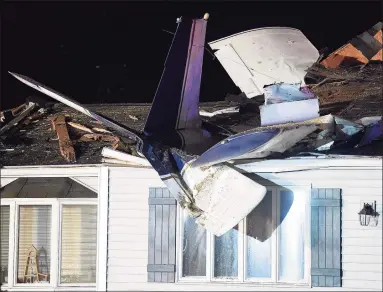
[209, 27, 319, 98]
[182, 161, 267, 236]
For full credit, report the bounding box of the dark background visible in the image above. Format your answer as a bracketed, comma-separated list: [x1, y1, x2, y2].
[1, 1, 381, 110]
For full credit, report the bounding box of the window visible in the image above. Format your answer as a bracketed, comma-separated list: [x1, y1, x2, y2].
[179, 187, 309, 284]
[0, 177, 98, 289]
[17, 205, 52, 284]
[60, 205, 98, 284]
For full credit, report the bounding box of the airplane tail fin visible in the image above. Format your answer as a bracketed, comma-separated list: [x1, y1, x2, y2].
[144, 15, 208, 135]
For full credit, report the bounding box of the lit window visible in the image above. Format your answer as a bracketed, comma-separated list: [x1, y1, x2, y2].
[0, 177, 98, 289]
[17, 205, 52, 284]
[180, 187, 309, 283]
[60, 205, 98, 284]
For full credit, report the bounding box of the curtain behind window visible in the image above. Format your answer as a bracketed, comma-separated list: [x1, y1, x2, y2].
[60, 205, 97, 284]
[17, 205, 51, 283]
[1, 206, 10, 284]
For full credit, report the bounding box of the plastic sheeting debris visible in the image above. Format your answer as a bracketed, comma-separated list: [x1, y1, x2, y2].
[199, 106, 239, 117]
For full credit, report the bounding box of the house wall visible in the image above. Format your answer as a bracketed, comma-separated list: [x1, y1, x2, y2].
[106, 164, 383, 291]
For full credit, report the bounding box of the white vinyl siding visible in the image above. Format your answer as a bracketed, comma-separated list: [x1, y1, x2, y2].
[106, 164, 382, 291]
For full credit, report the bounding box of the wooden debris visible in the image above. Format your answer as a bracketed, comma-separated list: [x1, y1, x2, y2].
[12, 103, 27, 116]
[24, 108, 48, 125]
[92, 127, 112, 134]
[102, 147, 151, 166]
[78, 133, 119, 143]
[51, 115, 76, 163]
[68, 122, 93, 133]
[90, 120, 103, 125]
[128, 115, 138, 121]
[0, 102, 36, 136]
[0, 149, 15, 152]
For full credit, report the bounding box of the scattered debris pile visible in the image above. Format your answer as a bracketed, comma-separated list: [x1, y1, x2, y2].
[0, 103, 139, 166]
[1, 22, 382, 167]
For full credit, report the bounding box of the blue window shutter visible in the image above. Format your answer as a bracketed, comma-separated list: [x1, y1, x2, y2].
[148, 187, 177, 283]
[311, 188, 342, 287]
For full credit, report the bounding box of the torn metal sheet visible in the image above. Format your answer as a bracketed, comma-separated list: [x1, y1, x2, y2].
[260, 99, 319, 126]
[334, 116, 364, 138]
[260, 82, 319, 127]
[209, 27, 319, 98]
[199, 106, 239, 117]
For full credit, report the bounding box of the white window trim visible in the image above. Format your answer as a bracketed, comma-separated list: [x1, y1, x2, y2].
[0, 168, 108, 292]
[176, 185, 311, 287]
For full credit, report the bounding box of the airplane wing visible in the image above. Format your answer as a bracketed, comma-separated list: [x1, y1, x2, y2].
[8, 72, 141, 143]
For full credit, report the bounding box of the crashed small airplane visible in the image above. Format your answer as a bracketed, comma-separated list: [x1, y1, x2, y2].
[8, 14, 382, 236]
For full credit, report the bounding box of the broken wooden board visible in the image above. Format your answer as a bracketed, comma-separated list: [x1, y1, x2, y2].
[68, 122, 94, 133]
[51, 115, 76, 163]
[0, 102, 36, 136]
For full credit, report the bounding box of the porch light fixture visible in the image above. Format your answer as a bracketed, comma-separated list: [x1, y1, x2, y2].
[358, 201, 379, 227]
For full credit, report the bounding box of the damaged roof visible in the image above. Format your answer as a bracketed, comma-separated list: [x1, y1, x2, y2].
[1, 62, 382, 167]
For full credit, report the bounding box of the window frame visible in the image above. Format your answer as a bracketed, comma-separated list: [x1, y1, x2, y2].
[177, 186, 311, 285]
[1, 198, 98, 290]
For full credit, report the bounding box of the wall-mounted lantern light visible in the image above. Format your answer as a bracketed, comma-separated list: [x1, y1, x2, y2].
[358, 201, 379, 227]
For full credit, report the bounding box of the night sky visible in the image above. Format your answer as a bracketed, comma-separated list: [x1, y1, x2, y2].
[1, 1, 381, 110]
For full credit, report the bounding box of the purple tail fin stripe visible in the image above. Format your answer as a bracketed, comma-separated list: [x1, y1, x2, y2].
[144, 17, 207, 134]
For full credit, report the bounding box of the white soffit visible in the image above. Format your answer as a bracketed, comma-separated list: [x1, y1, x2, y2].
[0, 178, 18, 188]
[209, 27, 319, 98]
